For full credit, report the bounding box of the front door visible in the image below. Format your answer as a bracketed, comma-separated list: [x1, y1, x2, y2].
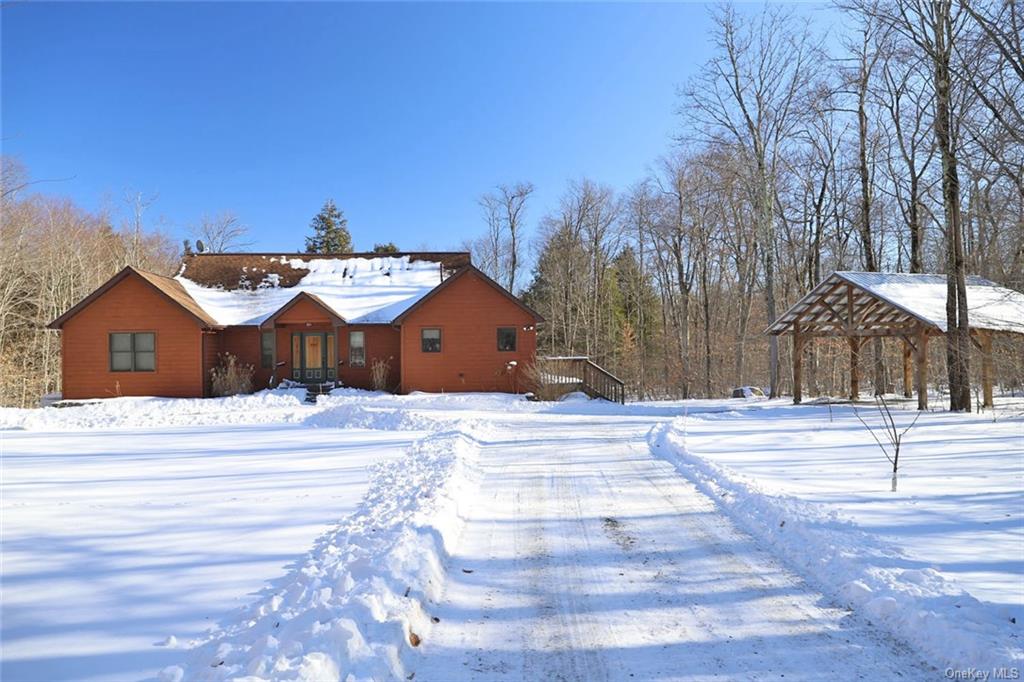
[291, 332, 336, 383]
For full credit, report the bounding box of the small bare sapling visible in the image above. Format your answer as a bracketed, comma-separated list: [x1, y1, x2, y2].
[853, 396, 921, 492]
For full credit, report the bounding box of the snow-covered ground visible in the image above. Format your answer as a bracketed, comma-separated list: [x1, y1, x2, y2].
[665, 398, 1024, 604]
[651, 397, 1024, 674]
[1, 389, 1021, 681]
[0, 392, 424, 681]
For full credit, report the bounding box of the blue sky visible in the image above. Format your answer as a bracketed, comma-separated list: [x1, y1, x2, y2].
[3, 2, 826, 256]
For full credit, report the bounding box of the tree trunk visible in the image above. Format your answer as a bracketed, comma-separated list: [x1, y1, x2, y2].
[674, 238, 691, 399]
[902, 341, 913, 398]
[702, 265, 713, 398]
[763, 184, 779, 397]
[932, 8, 972, 412]
[856, 42, 886, 397]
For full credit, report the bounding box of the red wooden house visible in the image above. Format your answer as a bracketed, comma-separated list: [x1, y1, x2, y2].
[49, 252, 542, 400]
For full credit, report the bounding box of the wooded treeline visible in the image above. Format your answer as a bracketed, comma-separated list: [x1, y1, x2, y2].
[0, 158, 179, 407]
[472, 1, 1024, 404]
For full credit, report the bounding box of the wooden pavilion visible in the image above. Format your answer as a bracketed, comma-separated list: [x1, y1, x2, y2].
[767, 271, 1024, 410]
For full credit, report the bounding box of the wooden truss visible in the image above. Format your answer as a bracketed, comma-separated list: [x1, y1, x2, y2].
[769, 275, 997, 410]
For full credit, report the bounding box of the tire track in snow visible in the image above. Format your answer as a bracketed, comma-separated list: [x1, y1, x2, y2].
[410, 415, 931, 681]
[625, 437, 928, 678]
[525, 460, 612, 682]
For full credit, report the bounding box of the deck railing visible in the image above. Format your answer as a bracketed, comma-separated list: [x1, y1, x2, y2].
[542, 356, 626, 404]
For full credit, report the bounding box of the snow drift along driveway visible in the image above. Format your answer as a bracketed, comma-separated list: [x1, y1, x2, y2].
[170, 412, 492, 681]
[651, 413, 1023, 676]
[409, 412, 930, 681]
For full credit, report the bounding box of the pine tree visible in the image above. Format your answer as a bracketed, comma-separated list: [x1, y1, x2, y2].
[372, 242, 399, 254]
[305, 200, 353, 253]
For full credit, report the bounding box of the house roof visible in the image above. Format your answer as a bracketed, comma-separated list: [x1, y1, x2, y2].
[767, 271, 1024, 336]
[50, 253, 545, 332]
[178, 252, 470, 289]
[392, 265, 544, 323]
[174, 253, 470, 326]
[49, 266, 220, 330]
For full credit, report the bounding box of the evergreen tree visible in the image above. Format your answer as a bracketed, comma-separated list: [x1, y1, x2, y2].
[612, 247, 663, 398]
[305, 200, 353, 253]
[372, 242, 399, 254]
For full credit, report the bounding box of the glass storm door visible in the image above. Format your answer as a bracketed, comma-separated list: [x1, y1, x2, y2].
[291, 332, 335, 382]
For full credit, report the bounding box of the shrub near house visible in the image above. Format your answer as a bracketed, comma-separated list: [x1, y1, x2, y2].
[49, 252, 542, 399]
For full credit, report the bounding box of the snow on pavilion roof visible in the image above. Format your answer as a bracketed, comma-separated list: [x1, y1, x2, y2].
[767, 271, 1024, 336]
[175, 254, 462, 326]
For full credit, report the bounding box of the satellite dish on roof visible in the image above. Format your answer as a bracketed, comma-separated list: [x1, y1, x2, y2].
[196, 239, 206, 253]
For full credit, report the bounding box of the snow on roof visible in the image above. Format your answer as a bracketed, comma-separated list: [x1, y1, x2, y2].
[837, 271, 1024, 334]
[769, 271, 1024, 335]
[175, 255, 445, 326]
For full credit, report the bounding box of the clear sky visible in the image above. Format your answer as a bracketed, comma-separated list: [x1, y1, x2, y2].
[2, 2, 826, 255]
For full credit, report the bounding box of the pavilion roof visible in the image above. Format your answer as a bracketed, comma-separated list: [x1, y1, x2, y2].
[766, 271, 1024, 337]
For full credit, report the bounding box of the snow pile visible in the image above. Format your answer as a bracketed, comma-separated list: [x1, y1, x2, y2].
[0, 389, 310, 431]
[649, 415, 1023, 674]
[177, 256, 444, 326]
[304, 402, 476, 433]
[166, 416, 490, 681]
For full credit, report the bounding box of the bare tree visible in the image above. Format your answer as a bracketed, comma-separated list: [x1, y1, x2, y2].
[191, 211, 253, 253]
[854, 395, 922, 491]
[654, 153, 702, 397]
[477, 182, 534, 292]
[956, 0, 1024, 196]
[121, 190, 158, 268]
[0, 161, 178, 407]
[683, 4, 820, 398]
[876, 33, 936, 274]
[838, 12, 889, 394]
[849, 0, 974, 411]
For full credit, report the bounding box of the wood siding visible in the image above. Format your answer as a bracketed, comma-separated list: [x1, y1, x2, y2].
[60, 274, 204, 399]
[338, 325, 401, 391]
[202, 329, 223, 397]
[399, 270, 537, 394]
[219, 326, 266, 389]
[274, 297, 334, 325]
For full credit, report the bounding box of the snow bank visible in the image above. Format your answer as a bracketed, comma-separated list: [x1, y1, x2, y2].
[0, 389, 309, 431]
[304, 402, 479, 433]
[166, 414, 490, 681]
[649, 416, 1023, 674]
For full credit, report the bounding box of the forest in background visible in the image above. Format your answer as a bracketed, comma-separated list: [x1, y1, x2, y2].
[468, 1, 1024, 404]
[0, 158, 180, 407]
[2, 1, 1022, 408]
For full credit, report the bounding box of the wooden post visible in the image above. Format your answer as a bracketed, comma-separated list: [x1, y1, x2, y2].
[793, 325, 803, 404]
[915, 329, 929, 411]
[981, 331, 994, 408]
[902, 341, 913, 398]
[848, 336, 860, 401]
